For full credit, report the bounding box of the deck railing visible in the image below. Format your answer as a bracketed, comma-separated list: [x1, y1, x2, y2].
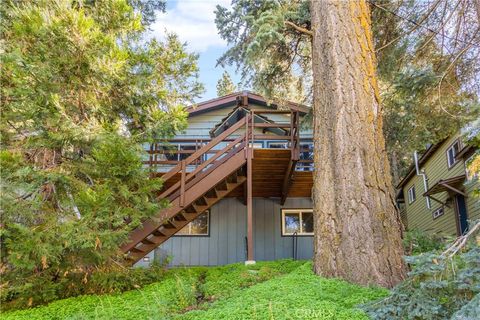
[144, 109, 313, 171]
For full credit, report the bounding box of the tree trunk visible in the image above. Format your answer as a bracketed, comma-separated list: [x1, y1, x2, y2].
[310, 0, 406, 288]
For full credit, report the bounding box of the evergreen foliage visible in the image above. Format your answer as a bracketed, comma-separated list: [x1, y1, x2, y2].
[0, 0, 202, 308]
[363, 223, 480, 320]
[215, 0, 479, 179]
[216, 71, 237, 96]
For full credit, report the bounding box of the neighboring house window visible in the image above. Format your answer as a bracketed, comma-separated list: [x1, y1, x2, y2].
[446, 140, 460, 168]
[176, 211, 210, 236]
[432, 207, 444, 219]
[281, 209, 314, 236]
[408, 186, 416, 204]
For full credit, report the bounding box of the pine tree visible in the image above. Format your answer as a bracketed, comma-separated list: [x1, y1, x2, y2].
[214, 0, 479, 179]
[310, 0, 405, 287]
[0, 0, 203, 307]
[216, 71, 237, 96]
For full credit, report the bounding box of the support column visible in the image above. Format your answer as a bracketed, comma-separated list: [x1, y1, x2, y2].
[246, 145, 254, 263]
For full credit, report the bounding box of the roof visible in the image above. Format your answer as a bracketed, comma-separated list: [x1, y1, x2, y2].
[396, 139, 447, 190]
[456, 144, 477, 161]
[187, 91, 310, 116]
[423, 174, 466, 197]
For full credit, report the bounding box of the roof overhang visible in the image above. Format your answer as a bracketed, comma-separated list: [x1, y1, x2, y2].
[456, 145, 477, 161]
[423, 174, 467, 197]
[187, 91, 310, 117]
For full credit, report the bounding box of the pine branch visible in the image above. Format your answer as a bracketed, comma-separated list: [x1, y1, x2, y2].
[284, 20, 312, 37]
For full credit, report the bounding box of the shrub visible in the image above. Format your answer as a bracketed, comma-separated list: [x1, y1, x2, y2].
[403, 229, 446, 255]
[363, 222, 480, 320]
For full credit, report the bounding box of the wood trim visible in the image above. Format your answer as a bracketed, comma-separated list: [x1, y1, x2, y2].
[280, 208, 314, 237]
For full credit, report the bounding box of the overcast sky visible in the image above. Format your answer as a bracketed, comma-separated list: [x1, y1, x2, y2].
[149, 0, 243, 102]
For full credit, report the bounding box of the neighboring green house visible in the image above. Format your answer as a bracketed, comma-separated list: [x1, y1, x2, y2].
[396, 134, 479, 236]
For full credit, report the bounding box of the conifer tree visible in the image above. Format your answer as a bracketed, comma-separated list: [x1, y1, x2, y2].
[216, 71, 237, 96]
[0, 0, 202, 306]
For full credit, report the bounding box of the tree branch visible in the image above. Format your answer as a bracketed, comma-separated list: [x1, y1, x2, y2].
[284, 20, 313, 37]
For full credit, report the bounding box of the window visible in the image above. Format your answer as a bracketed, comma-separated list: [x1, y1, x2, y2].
[408, 186, 416, 204]
[432, 207, 444, 219]
[176, 211, 209, 236]
[267, 141, 289, 149]
[447, 140, 460, 168]
[178, 144, 197, 161]
[297, 141, 314, 171]
[248, 141, 264, 149]
[281, 209, 314, 236]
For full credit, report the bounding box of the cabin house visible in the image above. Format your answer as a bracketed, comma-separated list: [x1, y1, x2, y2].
[396, 134, 479, 237]
[124, 92, 314, 267]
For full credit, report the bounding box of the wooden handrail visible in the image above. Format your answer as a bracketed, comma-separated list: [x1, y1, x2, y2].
[158, 135, 245, 200]
[161, 116, 249, 183]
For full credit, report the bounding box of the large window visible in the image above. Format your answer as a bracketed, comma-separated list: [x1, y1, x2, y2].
[446, 140, 460, 168]
[281, 209, 314, 236]
[408, 186, 416, 204]
[176, 211, 210, 236]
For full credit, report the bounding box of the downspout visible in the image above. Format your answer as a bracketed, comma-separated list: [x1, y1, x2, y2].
[414, 151, 431, 209]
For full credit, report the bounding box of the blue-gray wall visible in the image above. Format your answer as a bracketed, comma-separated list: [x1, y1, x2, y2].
[151, 197, 313, 266]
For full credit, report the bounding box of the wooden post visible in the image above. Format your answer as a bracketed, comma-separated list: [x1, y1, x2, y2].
[246, 131, 254, 262]
[180, 160, 186, 207]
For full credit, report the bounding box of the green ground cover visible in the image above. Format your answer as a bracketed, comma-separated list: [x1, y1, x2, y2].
[1, 260, 387, 320]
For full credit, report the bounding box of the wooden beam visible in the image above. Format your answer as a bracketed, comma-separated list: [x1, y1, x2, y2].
[440, 182, 467, 197]
[280, 159, 297, 205]
[429, 195, 451, 208]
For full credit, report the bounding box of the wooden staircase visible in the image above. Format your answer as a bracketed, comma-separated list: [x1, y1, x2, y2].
[121, 116, 251, 264]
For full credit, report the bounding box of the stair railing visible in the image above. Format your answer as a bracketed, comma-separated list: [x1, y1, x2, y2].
[157, 114, 252, 204]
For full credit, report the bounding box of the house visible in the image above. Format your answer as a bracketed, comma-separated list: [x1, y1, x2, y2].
[396, 133, 479, 237]
[124, 92, 315, 267]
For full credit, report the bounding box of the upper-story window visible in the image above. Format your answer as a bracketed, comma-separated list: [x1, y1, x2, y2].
[408, 185, 416, 204]
[446, 140, 460, 168]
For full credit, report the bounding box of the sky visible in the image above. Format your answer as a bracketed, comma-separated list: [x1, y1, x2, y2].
[149, 0, 243, 102]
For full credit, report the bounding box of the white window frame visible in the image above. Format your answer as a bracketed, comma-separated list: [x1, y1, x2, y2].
[267, 141, 289, 149]
[408, 186, 416, 204]
[281, 209, 314, 236]
[432, 207, 444, 219]
[446, 140, 460, 168]
[175, 210, 210, 236]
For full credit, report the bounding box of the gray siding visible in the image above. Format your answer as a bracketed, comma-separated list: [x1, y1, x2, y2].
[154, 197, 313, 266]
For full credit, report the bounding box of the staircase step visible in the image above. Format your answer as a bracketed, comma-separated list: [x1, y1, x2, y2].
[123, 149, 248, 264]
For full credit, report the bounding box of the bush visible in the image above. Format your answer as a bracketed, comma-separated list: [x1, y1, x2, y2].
[1, 262, 168, 311]
[363, 223, 480, 320]
[403, 229, 446, 255]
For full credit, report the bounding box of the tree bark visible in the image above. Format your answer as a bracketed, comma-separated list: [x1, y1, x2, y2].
[310, 0, 406, 288]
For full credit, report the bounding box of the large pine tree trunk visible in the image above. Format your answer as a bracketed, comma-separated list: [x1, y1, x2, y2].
[310, 0, 406, 288]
